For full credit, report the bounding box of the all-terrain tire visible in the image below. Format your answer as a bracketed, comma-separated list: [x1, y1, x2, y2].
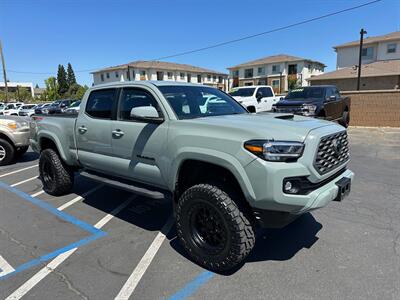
[0, 138, 15, 166]
[339, 111, 350, 128]
[39, 148, 74, 196]
[176, 184, 255, 272]
[15, 146, 29, 157]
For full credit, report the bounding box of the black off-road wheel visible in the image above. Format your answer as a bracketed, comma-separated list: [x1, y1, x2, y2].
[39, 148, 74, 196]
[339, 111, 350, 128]
[0, 138, 15, 166]
[15, 146, 29, 157]
[176, 184, 255, 272]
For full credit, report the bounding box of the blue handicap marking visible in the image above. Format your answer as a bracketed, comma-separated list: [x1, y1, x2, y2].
[0, 181, 107, 281]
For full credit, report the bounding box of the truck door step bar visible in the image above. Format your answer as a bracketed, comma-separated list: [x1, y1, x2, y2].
[80, 170, 167, 199]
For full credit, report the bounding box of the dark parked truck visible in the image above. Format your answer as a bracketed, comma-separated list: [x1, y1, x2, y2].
[272, 85, 351, 127]
[30, 81, 354, 272]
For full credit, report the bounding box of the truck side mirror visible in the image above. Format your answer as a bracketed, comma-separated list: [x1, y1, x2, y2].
[130, 106, 164, 124]
[256, 92, 263, 102]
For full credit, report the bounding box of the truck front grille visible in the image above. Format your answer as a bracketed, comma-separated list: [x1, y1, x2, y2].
[314, 131, 349, 174]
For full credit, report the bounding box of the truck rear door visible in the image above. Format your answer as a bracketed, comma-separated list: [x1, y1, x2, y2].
[75, 88, 117, 172]
[110, 86, 168, 188]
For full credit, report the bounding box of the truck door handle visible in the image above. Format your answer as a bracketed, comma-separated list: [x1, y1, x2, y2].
[112, 129, 124, 138]
[78, 126, 87, 134]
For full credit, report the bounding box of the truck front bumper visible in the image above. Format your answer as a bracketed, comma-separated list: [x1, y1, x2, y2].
[244, 158, 354, 226]
[12, 130, 31, 147]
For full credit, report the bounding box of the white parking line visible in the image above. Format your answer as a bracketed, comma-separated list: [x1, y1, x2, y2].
[5, 196, 135, 300]
[10, 176, 39, 187]
[57, 185, 104, 211]
[30, 190, 45, 197]
[0, 255, 15, 277]
[0, 165, 38, 178]
[114, 215, 174, 300]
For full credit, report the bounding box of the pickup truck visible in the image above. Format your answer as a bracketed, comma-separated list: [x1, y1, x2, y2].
[272, 85, 351, 127]
[0, 116, 30, 165]
[30, 81, 354, 272]
[229, 85, 281, 112]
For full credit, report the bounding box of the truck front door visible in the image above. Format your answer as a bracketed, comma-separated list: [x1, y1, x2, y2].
[75, 88, 117, 172]
[111, 87, 168, 188]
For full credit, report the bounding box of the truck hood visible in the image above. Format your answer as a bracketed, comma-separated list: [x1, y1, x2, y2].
[180, 113, 334, 142]
[276, 99, 321, 106]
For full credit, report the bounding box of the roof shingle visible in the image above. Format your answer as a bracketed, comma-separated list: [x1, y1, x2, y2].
[227, 54, 325, 69]
[308, 59, 400, 81]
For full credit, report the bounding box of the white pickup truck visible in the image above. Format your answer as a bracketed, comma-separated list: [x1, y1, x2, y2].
[229, 85, 281, 113]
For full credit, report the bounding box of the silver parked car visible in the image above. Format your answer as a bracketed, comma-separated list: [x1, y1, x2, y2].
[0, 116, 31, 165]
[18, 104, 37, 117]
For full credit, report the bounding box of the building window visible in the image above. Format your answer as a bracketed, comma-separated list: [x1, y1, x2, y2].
[244, 82, 253, 86]
[257, 79, 266, 85]
[257, 67, 265, 75]
[156, 71, 164, 81]
[140, 70, 146, 80]
[218, 76, 223, 83]
[387, 43, 397, 54]
[167, 72, 173, 79]
[207, 74, 211, 81]
[288, 64, 297, 75]
[272, 65, 280, 73]
[361, 47, 374, 59]
[101, 74, 104, 81]
[244, 68, 253, 78]
[232, 70, 239, 77]
[213, 75, 216, 82]
[180, 72, 185, 79]
[197, 74, 202, 83]
[106, 72, 110, 79]
[272, 79, 280, 89]
[115, 71, 119, 78]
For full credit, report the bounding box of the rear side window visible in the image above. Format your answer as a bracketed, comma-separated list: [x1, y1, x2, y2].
[119, 88, 160, 121]
[86, 89, 116, 119]
[259, 87, 273, 97]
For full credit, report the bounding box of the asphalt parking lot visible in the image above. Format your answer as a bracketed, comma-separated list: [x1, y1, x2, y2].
[0, 127, 399, 300]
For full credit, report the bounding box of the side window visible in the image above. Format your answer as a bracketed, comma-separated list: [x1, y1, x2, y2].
[334, 88, 341, 98]
[259, 88, 273, 97]
[325, 88, 333, 99]
[119, 88, 160, 121]
[86, 89, 116, 119]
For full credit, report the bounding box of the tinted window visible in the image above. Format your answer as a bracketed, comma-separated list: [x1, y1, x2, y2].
[119, 88, 160, 121]
[259, 87, 273, 97]
[86, 89, 116, 119]
[285, 87, 325, 100]
[159, 86, 247, 120]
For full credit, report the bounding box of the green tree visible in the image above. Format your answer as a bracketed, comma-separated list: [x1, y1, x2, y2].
[15, 86, 32, 102]
[44, 76, 59, 101]
[66, 63, 77, 87]
[57, 64, 68, 96]
[75, 85, 88, 100]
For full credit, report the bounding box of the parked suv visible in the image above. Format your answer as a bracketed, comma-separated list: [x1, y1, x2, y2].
[0, 116, 30, 165]
[272, 85, 351, 127]
[30, 81, 353, 272]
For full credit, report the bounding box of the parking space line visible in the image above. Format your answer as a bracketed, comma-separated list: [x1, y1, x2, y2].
[57, 184, 104, 211]
[0, 255, 15, 277]
[10, 176, 39, 187]
[5, 196, 135, 300]
[114, 215, 174, 300]
[30, 190, 45, 197]
[0, 165, 38, 178]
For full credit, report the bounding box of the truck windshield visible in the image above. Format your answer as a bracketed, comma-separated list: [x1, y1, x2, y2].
[285, 87, 325, 100]
[159, 86, 247, 120]
[228, 88, 255, 97]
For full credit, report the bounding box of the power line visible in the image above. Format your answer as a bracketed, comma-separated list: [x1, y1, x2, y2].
[5, 0, 383, 75]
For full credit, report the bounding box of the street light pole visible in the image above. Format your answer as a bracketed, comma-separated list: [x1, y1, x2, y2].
[0, 40, 9, 103]
[357, 28, 367, 91]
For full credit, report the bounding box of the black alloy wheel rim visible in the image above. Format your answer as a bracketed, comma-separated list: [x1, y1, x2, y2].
[189, 201, 228, 255]
[41, 160, 55, 188]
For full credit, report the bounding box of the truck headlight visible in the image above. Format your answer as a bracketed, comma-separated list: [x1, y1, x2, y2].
[302, 104, 317, 116]
[244, 140, 304, 162]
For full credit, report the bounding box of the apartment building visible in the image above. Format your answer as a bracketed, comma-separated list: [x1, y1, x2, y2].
[92, 60, 229, 91]
[335, 31, 400, 69]
[227, 54, 325, 93]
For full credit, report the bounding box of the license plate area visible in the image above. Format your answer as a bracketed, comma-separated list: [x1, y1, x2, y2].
[334, 177, 351, 201]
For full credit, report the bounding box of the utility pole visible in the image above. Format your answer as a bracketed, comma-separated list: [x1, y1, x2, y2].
[0, 40, 9, 103]
[357, 28, 367, 91]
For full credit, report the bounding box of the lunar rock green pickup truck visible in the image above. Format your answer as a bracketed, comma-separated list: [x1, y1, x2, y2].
[30, 81, 354, 272]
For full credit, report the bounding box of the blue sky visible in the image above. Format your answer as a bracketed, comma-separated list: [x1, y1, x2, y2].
[0, 0, 399, 87]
